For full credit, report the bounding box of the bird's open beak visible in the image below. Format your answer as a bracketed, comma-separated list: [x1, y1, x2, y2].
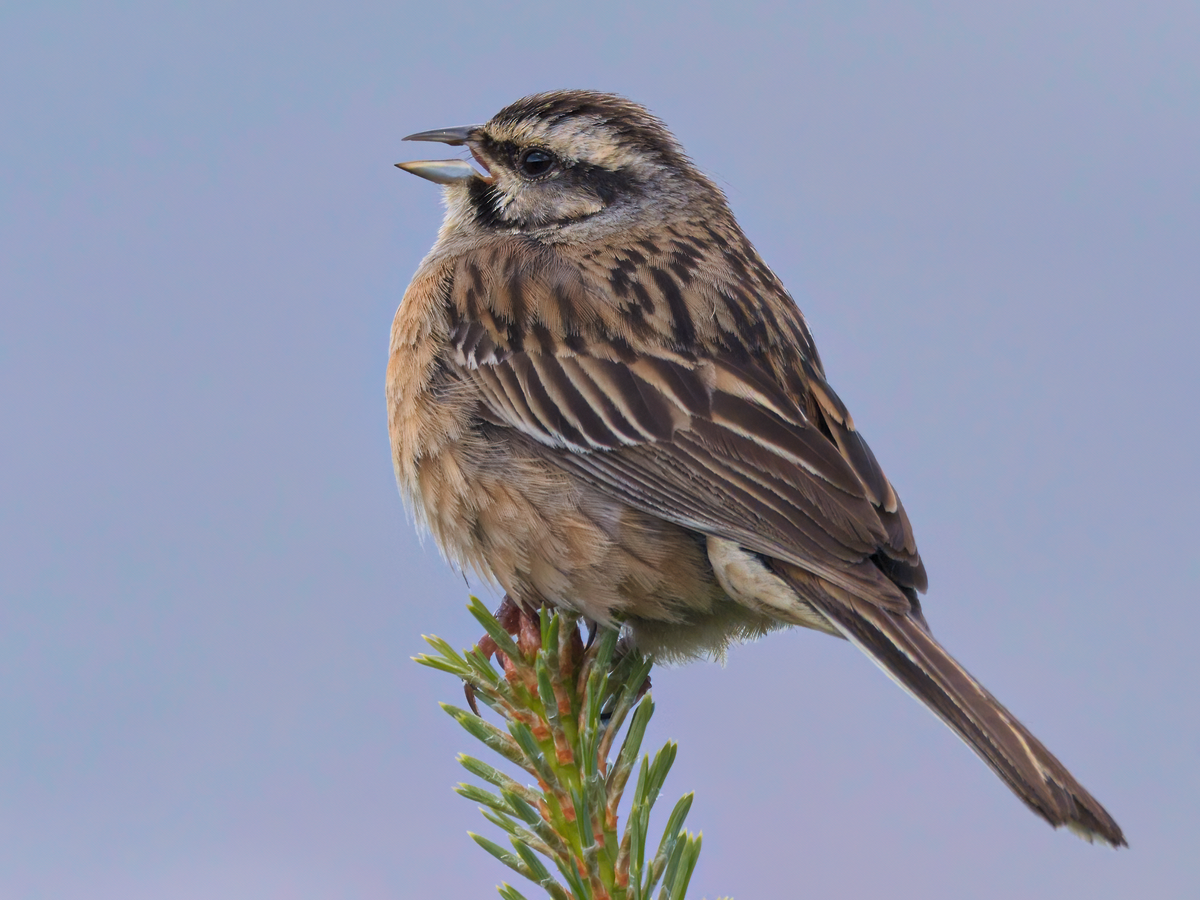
[396, 124, 490, 184]
[402, 126, 478, 146]
[394, 159, 480, 184]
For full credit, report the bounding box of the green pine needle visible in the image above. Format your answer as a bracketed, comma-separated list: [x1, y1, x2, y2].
[415, 600, 713, 899]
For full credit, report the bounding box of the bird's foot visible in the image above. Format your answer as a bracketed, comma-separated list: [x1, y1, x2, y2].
[465, 595, 543, 715]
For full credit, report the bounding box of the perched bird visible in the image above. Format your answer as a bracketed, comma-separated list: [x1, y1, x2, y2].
[389, 90, 1125, 846]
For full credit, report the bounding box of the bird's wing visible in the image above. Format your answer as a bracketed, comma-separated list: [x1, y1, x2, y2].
[451, 306, 925, 613]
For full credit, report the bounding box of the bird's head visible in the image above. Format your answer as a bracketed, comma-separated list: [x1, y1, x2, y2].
[397, 90, 717, 241]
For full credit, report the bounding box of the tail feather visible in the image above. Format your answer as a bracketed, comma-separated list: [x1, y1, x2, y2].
[796, 578, 1126, 847]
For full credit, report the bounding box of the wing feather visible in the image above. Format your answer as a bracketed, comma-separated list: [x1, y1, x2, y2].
[445, 240, 926, 612]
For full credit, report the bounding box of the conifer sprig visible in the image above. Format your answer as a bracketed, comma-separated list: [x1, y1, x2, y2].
[415, 598, 704, 900]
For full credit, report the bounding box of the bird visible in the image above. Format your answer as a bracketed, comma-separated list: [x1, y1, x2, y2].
[389, 89, 1125, 847]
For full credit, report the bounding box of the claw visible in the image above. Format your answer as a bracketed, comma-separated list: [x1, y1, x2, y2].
[464, 682, 482, 716]
[635, 672, 652, 702]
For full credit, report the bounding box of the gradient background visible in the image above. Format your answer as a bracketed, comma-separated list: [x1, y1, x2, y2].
[2, 2, 1197, 898]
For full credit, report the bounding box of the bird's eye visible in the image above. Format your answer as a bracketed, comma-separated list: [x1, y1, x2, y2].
[517, 148, 557, 178]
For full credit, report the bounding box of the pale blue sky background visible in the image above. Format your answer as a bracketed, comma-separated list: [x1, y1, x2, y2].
[2, 2, 1197, 898]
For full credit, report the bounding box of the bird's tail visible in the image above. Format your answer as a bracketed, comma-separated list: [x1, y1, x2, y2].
[798, 580, 1126, 846]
